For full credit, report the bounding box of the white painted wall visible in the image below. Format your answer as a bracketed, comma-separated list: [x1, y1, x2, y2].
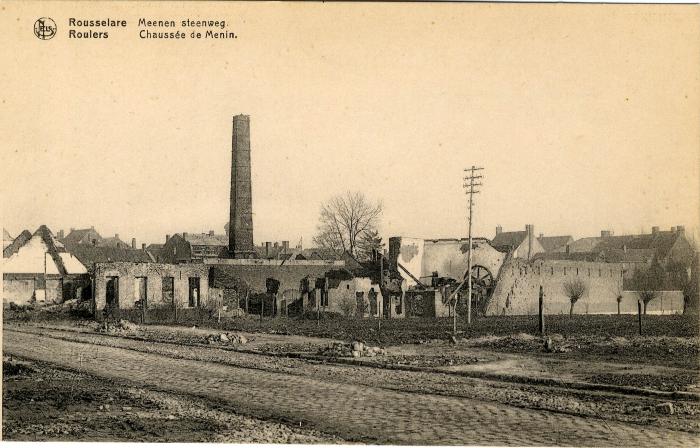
[3, 236, 60, 274]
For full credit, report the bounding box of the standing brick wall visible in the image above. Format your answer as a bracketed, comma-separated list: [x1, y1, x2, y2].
[94, 262, 210, 312]
[487, 259, 624, 315]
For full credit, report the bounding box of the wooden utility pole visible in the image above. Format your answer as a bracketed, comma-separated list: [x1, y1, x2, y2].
[637, 300, 643, 335]
[463, 166, 483, 326]
[538, 286, 545, 335]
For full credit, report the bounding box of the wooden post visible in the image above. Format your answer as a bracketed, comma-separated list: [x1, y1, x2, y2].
[637, 300, 643, 336]
[317, 288, 321, 326]
[245, 290, 249, 315]
[261, 294, 264, 322]
[452, 293, 457, 336]
[538, 286, 545, 336]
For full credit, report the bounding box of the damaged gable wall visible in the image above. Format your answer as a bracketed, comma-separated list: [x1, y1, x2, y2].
[389, 236, 505, 285]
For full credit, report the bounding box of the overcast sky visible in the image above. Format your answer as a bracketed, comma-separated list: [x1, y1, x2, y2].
[2, 3, 699, 247]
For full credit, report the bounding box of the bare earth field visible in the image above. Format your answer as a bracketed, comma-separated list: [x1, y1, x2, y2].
[3, 313, 700, 445]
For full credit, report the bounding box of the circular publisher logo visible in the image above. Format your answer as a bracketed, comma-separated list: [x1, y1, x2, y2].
[34, 17, 57, 40]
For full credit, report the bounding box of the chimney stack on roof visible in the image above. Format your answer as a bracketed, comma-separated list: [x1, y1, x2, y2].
[131, 238, 136, 249]
[70, 227, 75, 233]
[209, 230, 215, 236]
[539, 233, 544, 239]
[601, 230, 612, 238]
[183, 232, 188, 239]
[142, 243, 146, 250]
[282, 240, 289, 251]
[165, 234, 170, 243]
[652, 226, 660, 234]
[495, 225, 502, 236]
[525, 224, 534, 260]
[115, 233, 119, 240]
[265, 241, 271, 257]
[57, 229, 65, 240]
[676, 225, 685, 235]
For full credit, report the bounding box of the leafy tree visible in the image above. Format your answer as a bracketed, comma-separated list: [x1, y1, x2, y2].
[563, 279, 587, 317]
[312, 191, 383, 261]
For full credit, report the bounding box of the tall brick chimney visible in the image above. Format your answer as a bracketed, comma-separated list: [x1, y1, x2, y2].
[229, 114, 255, 258]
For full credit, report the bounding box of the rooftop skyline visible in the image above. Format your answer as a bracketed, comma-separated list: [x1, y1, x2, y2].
[2, 3, 699, 247]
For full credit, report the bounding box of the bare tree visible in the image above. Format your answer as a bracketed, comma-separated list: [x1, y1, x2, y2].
[312, 191, 383, 260]
[610, 283, 624, 315]
[631, 259, 666, 315]
[563, 279, 586, 317]
[356, 228, 384, 261]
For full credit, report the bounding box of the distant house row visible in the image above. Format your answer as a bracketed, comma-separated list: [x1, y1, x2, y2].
[2, 225, 349, 308]
[3, 223, 696, 316]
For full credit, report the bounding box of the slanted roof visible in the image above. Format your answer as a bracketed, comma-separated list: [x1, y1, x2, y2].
[65, 243, 152, 266]
[592, 231, 681, 261]
[3, 225, 86, 275]
[534, 252, 600, 262]
[3, 229, 32, 258]
[182, 233, 228, 247]
[62, 228, 102, 245]
[301, 248, 340, 261]
[567, 237, 602, 253]
[145, 243, 164, 260]
[491, 231, 527, 251]
[538, 235, 573, 253]
[100, 236, 129, 248]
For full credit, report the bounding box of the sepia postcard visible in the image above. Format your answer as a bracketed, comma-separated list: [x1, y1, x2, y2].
[1, 1, 699, 446]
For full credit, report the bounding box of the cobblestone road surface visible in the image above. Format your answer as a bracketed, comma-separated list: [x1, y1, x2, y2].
[4, 330, 698, 446]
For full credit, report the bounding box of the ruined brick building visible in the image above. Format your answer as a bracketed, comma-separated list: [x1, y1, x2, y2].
[87, 114, 382, 319]
[388, 225, 628, 316]
[3, 225, 90, 306]
[387, 223, 696, 316]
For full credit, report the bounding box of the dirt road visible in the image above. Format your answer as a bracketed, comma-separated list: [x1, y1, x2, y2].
[4, 329, 698, 446]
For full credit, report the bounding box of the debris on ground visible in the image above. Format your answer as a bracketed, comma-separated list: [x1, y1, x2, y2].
[318, 341, 386, 358]
[543, 337, 571, 353]
[3, 358, 35, 377]
[656, 402, 675, 415]
[205, 332, 248, 345]
[388, 354, 481, 367]
[98, 320, 140, 334]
